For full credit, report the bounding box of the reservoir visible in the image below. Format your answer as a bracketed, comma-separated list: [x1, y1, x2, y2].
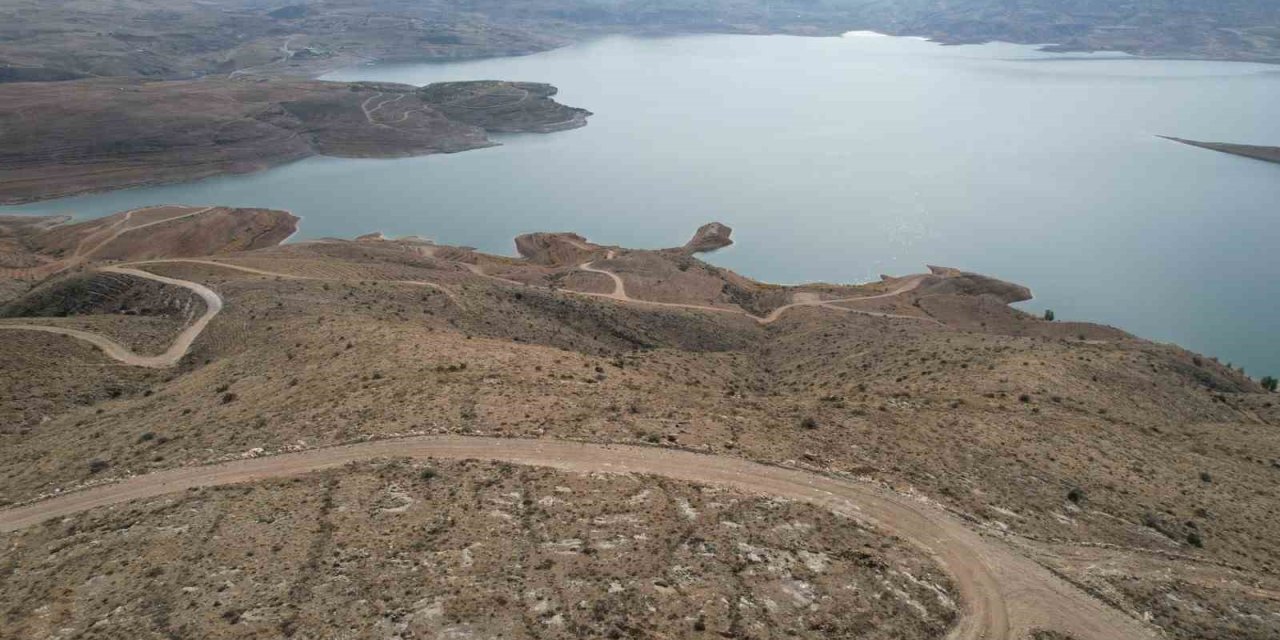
[6, 33, 1280, 374]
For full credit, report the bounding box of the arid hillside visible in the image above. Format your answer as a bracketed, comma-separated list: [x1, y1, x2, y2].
[1, 210, 1277, 640]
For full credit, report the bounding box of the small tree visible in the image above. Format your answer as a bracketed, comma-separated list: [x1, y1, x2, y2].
[1043, 309, 1055, 321]
[1263, 376, 1278, 392]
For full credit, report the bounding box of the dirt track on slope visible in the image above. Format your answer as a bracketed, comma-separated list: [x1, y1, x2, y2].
[0, 251, 924, 368]
[0, 205, 215, 280]
[0, 263, 222, 368]
[0, 257, 457, 367]
[0, 436, 1159, 640]
[578, 257, 938, 325]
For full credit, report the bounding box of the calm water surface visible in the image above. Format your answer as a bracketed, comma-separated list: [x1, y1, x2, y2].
[6, 34, 1280, 374]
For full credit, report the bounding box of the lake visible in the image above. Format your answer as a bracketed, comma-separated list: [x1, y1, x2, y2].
[5, 33, 1280, 375]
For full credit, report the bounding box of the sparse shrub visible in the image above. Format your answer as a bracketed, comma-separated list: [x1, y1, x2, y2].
[1066, 488, 1084, 504]
[221, 392, 238, 404]
[1043, 309, 1055, 321]
[800, 416, 819, 430]
[137, 432, 156, 443]
[1186, 531, 1203, 548]
[1018, 394, 1031, 403]
[1263, 376, 1278, 392]
[419, 468, 437, 481]
[88, 459, 110, 474]
[1199, 471, 1212, 483]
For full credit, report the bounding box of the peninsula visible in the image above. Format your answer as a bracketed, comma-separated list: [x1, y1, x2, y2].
[1162, 136, 1280, 165]
[0, 80, 590, 204]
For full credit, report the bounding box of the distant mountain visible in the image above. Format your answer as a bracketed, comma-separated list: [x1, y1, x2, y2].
[2, 0, 1278, 85]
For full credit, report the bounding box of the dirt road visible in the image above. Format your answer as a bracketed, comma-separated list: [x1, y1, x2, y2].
[0, 436, 1158, 640]
[0, 263, 222, 368]
[2, 248, 924, 368]
[0, 256, 459, 367]
[0, 205, 215, 280]
[578, 257, 938, 325]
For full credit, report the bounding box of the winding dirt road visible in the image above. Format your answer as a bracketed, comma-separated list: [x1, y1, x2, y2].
[2, 246, 936, 369]
[3, 240, 928, 369]
[0, 264, 222, 368]
[578, 255, 939, 325]
[0, 256, 455, 367]
[0, 436, 1158, 640]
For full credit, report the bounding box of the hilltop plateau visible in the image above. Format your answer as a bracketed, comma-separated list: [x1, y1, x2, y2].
[1, 209, 1277, 640]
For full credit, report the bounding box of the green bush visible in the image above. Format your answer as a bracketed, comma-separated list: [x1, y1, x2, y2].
[1262, 376, 1278, 392]
[1043, 309, 1055, 321]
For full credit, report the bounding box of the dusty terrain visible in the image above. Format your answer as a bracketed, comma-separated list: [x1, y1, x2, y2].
[0, 213, 1278, 639]
[0, 79, 589, 204]
[0, 458, 959, 639]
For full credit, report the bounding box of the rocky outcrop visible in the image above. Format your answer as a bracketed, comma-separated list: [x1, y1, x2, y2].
[683, 222, 733, 253]
[514, 232, 604, 267]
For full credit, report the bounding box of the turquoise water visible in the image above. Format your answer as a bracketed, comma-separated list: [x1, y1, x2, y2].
[6, 33, 1280, 375]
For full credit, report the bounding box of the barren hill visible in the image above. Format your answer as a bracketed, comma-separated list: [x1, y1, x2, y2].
[0, 211, 1277, 639]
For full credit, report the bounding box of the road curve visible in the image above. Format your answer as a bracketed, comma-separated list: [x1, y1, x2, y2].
[0, 436, 1158, 640]
[0, 264, 222, 368]
[0, 257, 460, 367]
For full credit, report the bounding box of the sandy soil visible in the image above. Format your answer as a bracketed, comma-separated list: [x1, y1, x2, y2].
[0, 459, 956, 639]
[0, 437, 1157, 640]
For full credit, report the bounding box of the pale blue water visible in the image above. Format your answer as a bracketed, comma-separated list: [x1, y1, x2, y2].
[5, 34, 1280, 375]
